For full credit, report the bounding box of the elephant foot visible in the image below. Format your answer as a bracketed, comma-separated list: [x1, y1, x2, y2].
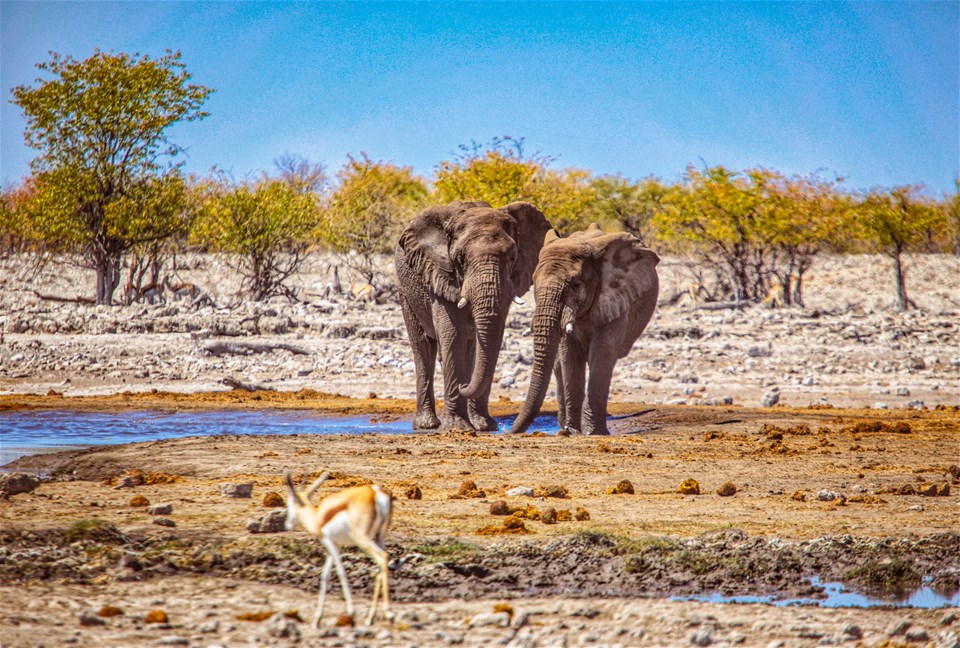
[441, 414, 474, 431]
[413, 412, 440, 431]
[587, 428, 610, 436]
[557, 426, 580, 437]
[468, 409, 498, 432]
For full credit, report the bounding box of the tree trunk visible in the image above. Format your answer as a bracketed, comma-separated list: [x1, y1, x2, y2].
[95, 254, 122, 305]
[893, 246, 910, 311]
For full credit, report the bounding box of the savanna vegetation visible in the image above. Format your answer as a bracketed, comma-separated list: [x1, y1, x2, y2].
[3, 51, 956, 308]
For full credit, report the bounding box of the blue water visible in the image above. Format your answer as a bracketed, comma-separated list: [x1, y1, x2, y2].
[0, 409, 560, 465]
[674, 577, 960, 609]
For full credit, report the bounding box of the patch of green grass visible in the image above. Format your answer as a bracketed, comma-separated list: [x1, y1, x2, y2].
[410, 539, 480, 563]
[845, 559, 922, 596]
[63, 519, 124, 544]
[614, 535, 678, 555]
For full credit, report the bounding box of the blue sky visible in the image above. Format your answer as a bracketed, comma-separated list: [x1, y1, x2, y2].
[2, 1, 958, 194]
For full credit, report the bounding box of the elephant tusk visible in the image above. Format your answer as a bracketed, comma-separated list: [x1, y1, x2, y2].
[457, 297, 468, 309]
[513, 296, 525, 306]
[564, 322, 574, 334]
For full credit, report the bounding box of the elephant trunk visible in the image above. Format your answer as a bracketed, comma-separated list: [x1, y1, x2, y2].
[460, 261, 508, 400]
[510, 284, 567, 434]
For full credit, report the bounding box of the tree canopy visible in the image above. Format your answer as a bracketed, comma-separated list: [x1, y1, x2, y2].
[11, 49, 212, 303]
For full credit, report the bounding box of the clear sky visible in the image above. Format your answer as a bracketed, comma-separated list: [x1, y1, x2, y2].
[2, 1, 958, 194]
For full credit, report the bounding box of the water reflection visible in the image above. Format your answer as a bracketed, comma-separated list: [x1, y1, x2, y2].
[0, 409, 561, 465]
[674, 577, 960, 609]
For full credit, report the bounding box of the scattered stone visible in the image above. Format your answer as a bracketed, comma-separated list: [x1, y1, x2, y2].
[468, 611, 510, 628]
[896, 386, 911, 396]
[678, 479, 701, 495]
[506, 486, 535, 497]
[79, 610, 106, 626]
[152, 517, 176, 527]
[843, 624, 862, 640]
[942, 612, 959, 626]
[219, 482, 254, 498]
[690, 627, 714, 646]
[145, 610, 169, 624]
[816, 490, 840, 502]
[608, 480, 634, 495]
[906, 400, 925, 410]
[266, 612, 301, 640]
[919, 483, 939, 497]
[156, 638, 189, 646]
[129, 495, 150, 507]
[574, 506, 591, 521]
[887, 620, 912, 637]
[262, 491, 284, 507]
[872, 402, 889, 410]
[761, 389, 780, 407]
[908, 504, 925, 512]
[490, 500, 512, 516]
[98, 606, 123, 617]
[716, 482, 737, 497]
[0, 473, 41, 498]
[747, 344, 772, 358]
[905, 627, 929, 642]
[898, 484, 917, 496]
[248, 509, 287, 534]
[405, 485, 422, 500]
[540, 506, 558, 525]
[197, 620, 220, 633]
[146, 503, 173, 515]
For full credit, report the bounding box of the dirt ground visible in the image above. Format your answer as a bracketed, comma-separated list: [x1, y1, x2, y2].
[1, 252, 959, 647]
[2, 396, 959, 647]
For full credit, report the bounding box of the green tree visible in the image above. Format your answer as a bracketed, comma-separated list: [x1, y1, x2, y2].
[586, 174, 669, 243]
[11, 50, 212, 304]
[193, 177, 319, 301]
[654, 166, 779, 302]
[433, 136, 593, 233]
[859, 185, 947, 311]
[322, 153, 428, 284]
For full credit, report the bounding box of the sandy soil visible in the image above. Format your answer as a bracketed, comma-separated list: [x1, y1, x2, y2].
[1, 252, 959, 647]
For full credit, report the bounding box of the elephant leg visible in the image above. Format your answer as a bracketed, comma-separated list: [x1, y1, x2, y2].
[559, 336, 586, 435]
[583, 324, 623, 436]
[433, 302, 473, 430]
[554, 363, 567, 430]
[399, 297, 440, 430]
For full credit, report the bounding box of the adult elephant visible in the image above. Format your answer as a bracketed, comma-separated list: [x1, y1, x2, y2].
[395, 201, 552, 431]
[510, 224, 660, 436]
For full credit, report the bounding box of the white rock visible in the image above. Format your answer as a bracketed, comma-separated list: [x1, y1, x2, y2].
[468, 611, 510, 628]
[506, 486, 535, 497]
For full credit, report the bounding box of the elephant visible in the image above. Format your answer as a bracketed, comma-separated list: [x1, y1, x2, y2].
[395, 200, 552, 431]
[510, 223, 660, 436]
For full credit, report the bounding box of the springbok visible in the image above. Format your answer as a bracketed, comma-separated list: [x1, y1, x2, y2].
[282, 469, 393, 627]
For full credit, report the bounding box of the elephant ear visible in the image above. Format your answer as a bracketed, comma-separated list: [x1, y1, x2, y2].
[501, 202, 552, 297]
[590, 232, 660, 326]
[397, 205, 461, 302]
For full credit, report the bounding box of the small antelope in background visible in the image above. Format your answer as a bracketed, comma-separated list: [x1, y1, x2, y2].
[163, 275, 201, 301]
[283, 469, 393, 627]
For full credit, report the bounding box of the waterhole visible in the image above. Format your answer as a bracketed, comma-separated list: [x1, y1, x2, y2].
[675, 577, 960, 609]
[0, 409, 559, 465]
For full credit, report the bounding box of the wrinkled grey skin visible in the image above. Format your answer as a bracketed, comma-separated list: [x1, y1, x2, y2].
[395, 201, 552, 431]
[510, 224, 660, 436]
